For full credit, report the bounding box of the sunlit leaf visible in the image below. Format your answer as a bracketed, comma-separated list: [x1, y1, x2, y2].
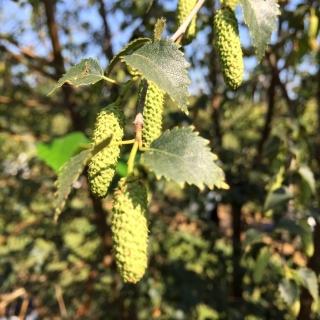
[298, 165, 316, 194]
[297, 267, 318, 301]
[253, 246, 271, 284]
[54, 149, 92, 222]
[279, 278, 300, 314]
[264, 186, 293, 211]
[54, 135, 113, 221]
[48, 58, 105, 95]
[37, 132, 90, 174]
[122, 38, 190, 113]
[141, 127, 228, 190]
[274, 219, 306, 235]
[240, 0, 280, 61]
[106, 38, 151, 75]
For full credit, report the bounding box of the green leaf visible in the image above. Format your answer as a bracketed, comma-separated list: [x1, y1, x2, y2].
[253, 246, 271, 284]
[299, 218, 314, 258]
[54, 135, 113, 221]
[37, 132, 90, 174]
[279, 278, 300, 306]
[54, 149, 92, 222]
[274, 219, 306, 235]
[48, 58, 105, 95]
[106, 38, 151, 75]
[310, 207, 320, 223]
[141, 127, 228, 190]
[298, 165, 316, 194]
[239, 0, 280, 61]
[297, 267, 319, 301]
[264, 186, 293, 211]
[122, 38, 190, 114]
[242, 229, 266, 250]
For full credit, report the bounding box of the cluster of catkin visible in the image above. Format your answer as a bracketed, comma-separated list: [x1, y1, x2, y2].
[176, 0, 243, 89]
[86, 0, 245, 283]
[87, 80, 164, 283]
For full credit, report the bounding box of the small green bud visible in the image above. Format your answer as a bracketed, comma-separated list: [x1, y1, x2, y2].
[138, 80, 164, 148]
[214, 7, 244, 89]
[176, 0, 198, 44]
[111, 176, 149, 283]
[88, 104, 125, 199]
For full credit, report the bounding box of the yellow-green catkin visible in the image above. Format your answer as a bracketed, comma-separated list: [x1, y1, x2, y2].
[214, 7, 244, 89]
[111, 176, 149, 283]
[220, 0, 239, 11]
[139, 80, 164, 148]
[176, 0, 197, 44]
[88, 104, 125, 199]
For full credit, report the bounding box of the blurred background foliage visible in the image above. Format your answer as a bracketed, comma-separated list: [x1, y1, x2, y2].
[0, 0, 320, 319]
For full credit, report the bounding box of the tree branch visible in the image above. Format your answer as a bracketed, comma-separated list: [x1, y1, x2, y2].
[266, 51, 297, 117]
[0, 44, 58, 81]
[42, 0, 65, 76]
[254, 74, 276, 166]
[97, 0, 114, 63]
[207, 0, 222, 147]
[171, 0, 205, 42]
[42, 0, 82, 131]
[0, 32, 53, 66]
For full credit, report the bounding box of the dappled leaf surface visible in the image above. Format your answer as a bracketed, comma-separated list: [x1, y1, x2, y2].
[298, 267, 319, 301]
[48, 58, 105, 94]
[253, 246, 271, 284]
[298, 165, 316, 194]
[264, 186, 293, 211]
[279, 278, 300, 306]
[122, 38, 190, 113]
[240, 0, 280, 61]
[54, 135, 113, 221]
[242, 229, 266, 249]
[275, 218, 306, 235]
[141, 127, 228, 189]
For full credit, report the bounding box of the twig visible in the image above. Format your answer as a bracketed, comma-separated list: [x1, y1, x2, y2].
[97, 0, 114, 62]
[0, 288, 26, 314]
[55, 285, 67, 318]
[18, 296, 29, 319]
[171, 0, 206, 42]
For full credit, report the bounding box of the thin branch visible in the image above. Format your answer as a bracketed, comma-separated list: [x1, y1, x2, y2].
[55, 285, 67, 318]
[97, 0, 114, 62]
[0, 32, 52, 66]
[266, 51, 296, 117]
[207, 0, 222, 147]
[42, 0, 83, 131]
[0, 95, 59, 109]
[42, 0, 65, 76]
[254, 74, 276, 166]
[171, 0, 206, 42]
[0, 44, 58, 81]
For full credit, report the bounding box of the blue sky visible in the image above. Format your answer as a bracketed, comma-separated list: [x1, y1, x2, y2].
[0, 0, 317, 97]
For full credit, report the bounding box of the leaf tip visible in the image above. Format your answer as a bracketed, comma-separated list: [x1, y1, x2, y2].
[220, 181, 230, 190]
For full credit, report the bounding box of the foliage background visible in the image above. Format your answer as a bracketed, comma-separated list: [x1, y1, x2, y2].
[0, 0, 320, 319]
